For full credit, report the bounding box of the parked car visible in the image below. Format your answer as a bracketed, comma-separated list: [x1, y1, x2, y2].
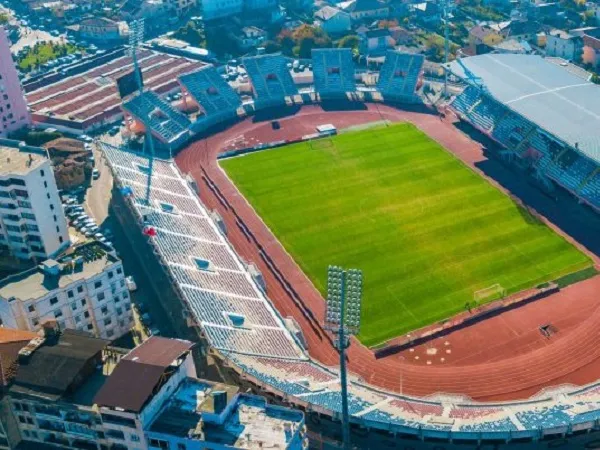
[126, 275, 137, 292]
[149, 327, 161, 336]
[92, 169, 100, 180]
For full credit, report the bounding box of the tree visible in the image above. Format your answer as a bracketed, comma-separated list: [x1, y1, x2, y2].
[174, 21, 206, 47]
[338, 35, 360, 52]
[592, 73, 600, 85]
[0, 13, 8, 24]
[263, 40, 282, 54]
[290, 24, 332, 58]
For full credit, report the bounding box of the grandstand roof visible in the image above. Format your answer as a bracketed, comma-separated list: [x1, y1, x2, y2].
[26, 50, 205, 131]
[448, 54, 600, 162]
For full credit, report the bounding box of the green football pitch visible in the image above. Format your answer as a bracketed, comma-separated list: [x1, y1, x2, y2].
[220, 123, 592, 347]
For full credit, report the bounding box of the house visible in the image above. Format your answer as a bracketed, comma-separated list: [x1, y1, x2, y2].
[389, 25, 414, 45]
[339, 0, 390, 22]
[314, 6, 352, 35]
[237, 26, 267, 50]
[492, 38, 532, 53]
[500, 19, 541, 42]
[576, 27, 600, 69]
[77, 17, 127, 45]
[469, 25, 504, 54]
[546, 29, 583, 61]
[412, 1, 441, 27]
[359, 27, 396, 55]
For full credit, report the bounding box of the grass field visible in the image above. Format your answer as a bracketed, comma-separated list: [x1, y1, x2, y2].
[220, 123, 592, 346]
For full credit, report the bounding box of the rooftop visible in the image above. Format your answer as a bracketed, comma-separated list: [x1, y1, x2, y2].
[150, 378, 303, 449]
[0, 140, 47, 176]
[0, 242, 119, 302]
[0, 328, 37, 387]
[448, 53, 600, 162]
[93, 336, 194, 413]
[10, 328, 108, 401]
[315, 6, 344, 20]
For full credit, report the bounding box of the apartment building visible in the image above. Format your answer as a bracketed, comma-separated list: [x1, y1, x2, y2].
[0, 26, 30, 137]
[0, 241, 133, 340]
[0, 139, 70, 260]
[3, 332, 306, 450]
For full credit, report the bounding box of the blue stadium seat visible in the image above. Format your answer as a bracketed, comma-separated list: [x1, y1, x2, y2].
[122, 91, 190, 144]
[243, 54, 298, 109]
[377, 51, 424, 103]
[179, 66, 241, 129]
[312, 48, 356, 99]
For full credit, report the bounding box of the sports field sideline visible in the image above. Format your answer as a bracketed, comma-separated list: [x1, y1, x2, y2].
[220, 123, 592, 347]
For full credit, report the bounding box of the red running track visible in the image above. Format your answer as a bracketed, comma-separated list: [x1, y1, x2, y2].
[176, 104, 600, 401]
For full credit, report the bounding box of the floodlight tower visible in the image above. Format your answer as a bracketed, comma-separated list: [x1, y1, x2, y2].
[442, 0, 453, 98]
[129, 19, 155, 205]
[324, 266, 363, 450]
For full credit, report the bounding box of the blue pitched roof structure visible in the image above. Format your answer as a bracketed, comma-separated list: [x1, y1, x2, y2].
[122, 91, 190, 146]
[242, 54, 298, 109]
[377, 51, 424, 103]
[312, 48, 356, 99]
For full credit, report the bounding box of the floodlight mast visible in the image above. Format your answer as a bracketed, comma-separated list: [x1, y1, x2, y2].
[324, 266, 363, 450]
[129, 19, 155, 206]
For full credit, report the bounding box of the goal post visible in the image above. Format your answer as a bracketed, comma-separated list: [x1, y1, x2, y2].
[473, 283, 507, 305]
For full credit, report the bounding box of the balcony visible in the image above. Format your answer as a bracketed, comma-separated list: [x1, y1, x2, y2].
[39, 419, 66, 433]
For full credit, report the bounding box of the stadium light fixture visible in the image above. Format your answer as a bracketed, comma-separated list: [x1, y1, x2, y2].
[324, 265, 363, 450]
[127, 19, 156, 206]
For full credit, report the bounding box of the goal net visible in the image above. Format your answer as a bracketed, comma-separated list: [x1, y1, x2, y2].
[473, 284, 507, 304]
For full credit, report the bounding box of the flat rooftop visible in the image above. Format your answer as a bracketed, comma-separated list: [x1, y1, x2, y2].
[0, 242, 118, 302]
[448, 54, 600, 162]
[26, 49, 206, 128]
[150, 378, 303, 449]
[0, 141, 47, 176]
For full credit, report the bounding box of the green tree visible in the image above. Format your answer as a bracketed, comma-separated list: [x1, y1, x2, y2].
[338, 34, 360, 52]
[291, 24, 332, 58]
[0, 13, 9, 24]
[174, 21, 206, 47]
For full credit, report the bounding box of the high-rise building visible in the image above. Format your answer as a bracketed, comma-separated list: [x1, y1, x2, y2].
[0, 139, 70, 260]
[0, 241, 133, 340]
[0, 26, 30, 137]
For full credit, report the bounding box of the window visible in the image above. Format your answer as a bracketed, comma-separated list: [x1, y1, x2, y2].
[101, 306, 108, 315]
[40, 170, 45, 177]
[56, 226, 59, 233]
[149, 439, 169, 450]
[71, 301, 77, 310]
[18, 416, 25, 424]
[22, 212, 35, 220]
[78, 286, 84, 294]
[106, 329, 114, 337]
[97, 292, 105, 301]
[84, 311, 90, 318]
[94, 281, 102, 289]
[27, 305, 35, 313]
[59, 236, 64, 244]
[49, 203, 54, 210]
[108, 271, 114, 279]
[32, 318, 39, 327]
[53, 214, 57, 222]
[54, 309, 63, 318]
[116, 267, 123, 275]
[87, 324, 94, 330]
[131, 434, 140, 442]
[104, 317, 112, 326]
[49, 297, 58, 305]
[75, 315, 81, 323]
[68, 290, 74, 299]
[116, 307, 122, 316]
[43, 181, 48, 188]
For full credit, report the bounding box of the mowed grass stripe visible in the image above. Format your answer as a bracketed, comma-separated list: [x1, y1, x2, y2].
[220, 123, 592, 347]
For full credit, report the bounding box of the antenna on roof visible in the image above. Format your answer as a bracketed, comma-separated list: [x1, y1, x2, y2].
[128, 19, 155, 206]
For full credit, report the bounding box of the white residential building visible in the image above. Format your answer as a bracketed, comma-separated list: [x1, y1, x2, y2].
[0, 242, 133, 340]
[546, 29, 583, 61]
[0, 139, 70, 260]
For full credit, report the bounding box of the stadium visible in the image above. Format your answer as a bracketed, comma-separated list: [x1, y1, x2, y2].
[98, 49, 600, 448]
